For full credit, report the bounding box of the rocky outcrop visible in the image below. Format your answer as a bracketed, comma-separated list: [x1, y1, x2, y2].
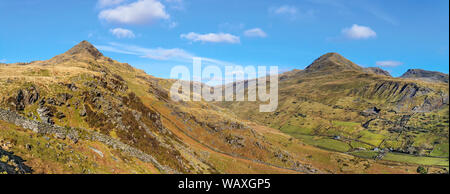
[6, 86, 40, 111]
[364, 67, 392, 77]
[401, 69, 449, 83]
[360, 107, 381, 117]
[62, 82, 78, 91]
[0, 148, 33, 174]
[0, 108, 175, 174]
[353, 80, 448, 112]
[37, 105, 55, 124]
[224, 134, 245, 148]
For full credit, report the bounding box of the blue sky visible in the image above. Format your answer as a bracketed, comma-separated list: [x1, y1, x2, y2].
[0, 0, 448, 80]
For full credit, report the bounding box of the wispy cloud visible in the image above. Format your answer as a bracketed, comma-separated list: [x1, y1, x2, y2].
[164, 0, 185, 10]
[376, 60, 403, 67]
[218, 22, 246, 32]
[244, 28, 267, 38]
[367, 7, 398, 25]
[342, 24, 376, 40]
[110, 28, 136, 38]
[97, 0, 126, 8]
[96, 42, 192, 61]
[95, 42, 239, 67]
[180, 32, 240, 44]
[307, 0, 397, 25]
[271, 5, 298, 16]
[0, 59, 7, 63]
[168, 21, 178, 28]
[99, 0, 170, 25]
[269, 5, 314, 20]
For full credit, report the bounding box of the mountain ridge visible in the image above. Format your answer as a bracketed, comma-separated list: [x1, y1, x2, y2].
[400, 68, 449, 83]
[1, 41, 448, 174]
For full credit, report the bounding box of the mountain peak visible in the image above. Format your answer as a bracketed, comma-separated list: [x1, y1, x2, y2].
[305, 52, 363, 72]
[64, 40, 103, 59]
[401, 69, 449, 83]
[364, 67, 392, 77]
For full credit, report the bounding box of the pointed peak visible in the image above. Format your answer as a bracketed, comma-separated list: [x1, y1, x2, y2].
[77, 40, 95, 47]
[364, 67, 392, 77]
[65, 40, 103, 59]
[305, 52, 363, 72]
[320, 52, 345, 59]
[403, 69, 426, 75]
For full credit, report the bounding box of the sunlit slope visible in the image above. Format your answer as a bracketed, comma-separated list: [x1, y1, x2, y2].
[0, 41, 312, 173]
[217, 53, 449, 167]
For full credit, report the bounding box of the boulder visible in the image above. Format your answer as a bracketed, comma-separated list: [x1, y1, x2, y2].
[79, 105, 87, 117]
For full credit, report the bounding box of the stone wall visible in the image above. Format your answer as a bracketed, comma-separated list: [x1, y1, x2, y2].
[0, 108, 175, 174]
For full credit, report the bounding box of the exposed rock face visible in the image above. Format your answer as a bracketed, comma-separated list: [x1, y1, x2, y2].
[37, 105, 55, 124]
[354, 80, 448, 112]
[401, 69, 449, 83]
[364, 67, 392, 77]
[225, 134, 245, 148]
[94, 74, 128, 93]
[361, 107, 381, 117]
[7, 86, 40, 111]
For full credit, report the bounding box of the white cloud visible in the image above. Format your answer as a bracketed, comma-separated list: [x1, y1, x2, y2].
[342, 24, 377, 40]
[180, 32, 240, 44]
[270, 5, 298, 16]
[376, 60, 403, 67]
[110, 28, 136, 38]
[244, 28, 267, 38]
[164, 0, 185, 10]
[99, 0, 169, 25]
[96, 42, 193, 61]
[97, 0, 125, 8]
[269, 5, 315, 20]
[0, 59, 7, 63]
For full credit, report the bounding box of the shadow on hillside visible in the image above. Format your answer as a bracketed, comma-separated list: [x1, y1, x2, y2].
[0, 148, 33, 174]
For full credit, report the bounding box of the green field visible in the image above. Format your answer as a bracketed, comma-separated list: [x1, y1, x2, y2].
[350, 151, 379, 159]
[383, 153, 449, 167]
[430, 143, 449, 158]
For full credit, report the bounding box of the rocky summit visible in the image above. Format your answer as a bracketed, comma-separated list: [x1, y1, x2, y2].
[401, 69, 449, 83]
[0, 41, 448, 174]
[364, 67, 392, 77]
